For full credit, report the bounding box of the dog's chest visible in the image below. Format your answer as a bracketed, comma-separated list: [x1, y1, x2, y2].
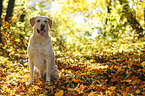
[31, 44, 48, 56]
[29, 40, 52, 57]
[28, 42, 53, 70]
[33, 45, 47, 56]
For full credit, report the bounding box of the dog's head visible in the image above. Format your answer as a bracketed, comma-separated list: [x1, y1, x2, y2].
[29, 16, 52, 36]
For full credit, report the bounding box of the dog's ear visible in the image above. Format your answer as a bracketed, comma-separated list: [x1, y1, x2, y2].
[29, 17, 36, 27]
[47, 17, 52, 28]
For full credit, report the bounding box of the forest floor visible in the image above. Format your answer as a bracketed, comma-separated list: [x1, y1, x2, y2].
[0, 49, 145, 95]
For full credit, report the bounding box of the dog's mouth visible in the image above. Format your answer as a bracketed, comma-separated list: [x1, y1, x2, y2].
[37, 29, 46, 36]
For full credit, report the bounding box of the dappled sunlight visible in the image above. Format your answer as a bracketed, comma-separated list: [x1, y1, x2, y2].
[0, 0, 145, 95]
[87, 63, 108, 70]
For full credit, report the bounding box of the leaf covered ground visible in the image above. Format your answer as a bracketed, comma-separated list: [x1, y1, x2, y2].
[0, 47, 145, 95]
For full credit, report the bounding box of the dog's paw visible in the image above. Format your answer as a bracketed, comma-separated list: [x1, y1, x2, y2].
[46, 77, 50, 82]
[29, 78, 33, 83]
[51, 69, 59, 80]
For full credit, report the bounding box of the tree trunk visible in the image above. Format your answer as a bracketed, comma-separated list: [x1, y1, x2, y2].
[5, 0, 15, 22]
[0, 0, 3, 43]
[0, 0, 15, 57]
[119, 0, 143, 38]
[105, 0, 111, 25]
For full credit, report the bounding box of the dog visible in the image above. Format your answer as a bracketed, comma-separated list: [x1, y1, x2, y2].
[27, 16, 59, 83]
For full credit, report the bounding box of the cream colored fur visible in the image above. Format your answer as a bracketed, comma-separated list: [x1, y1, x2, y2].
[27, 16, 59, 83]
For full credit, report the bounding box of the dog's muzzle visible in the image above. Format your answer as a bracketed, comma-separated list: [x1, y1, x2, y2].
[37, 29, 46, 36]
[37, 24, 46, 36]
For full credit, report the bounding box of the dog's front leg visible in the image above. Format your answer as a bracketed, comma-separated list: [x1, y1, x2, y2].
[29, 58, 34, 83]
[46, 59, 51, 82]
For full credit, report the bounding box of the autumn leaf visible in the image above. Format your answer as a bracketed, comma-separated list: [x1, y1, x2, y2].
[108, 86, 116, 90]
[72, 79, 79, 83]
[55, 90, 64, 96]
[39, 94, 45, 96]
[88, 91, 96, 96]
[136, 89, 141, 94]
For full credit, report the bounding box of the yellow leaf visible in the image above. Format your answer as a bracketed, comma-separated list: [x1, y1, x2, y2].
[34, 86, 39, 90]
[15, 38, 20, 42]
[140, 37, 145, 40]
[39, 94, 45, 96]
[59, 90, 64, 96]
[24, 69, 29, 73]
[55, 90, 64, 96]
[59, 72, 62, 77]
[25, 75, 29, 80]
[62, 69, 64, 72]
[117, 67, 122, 72]
[108, 86, 116, 90]
[68, 70, 71, 74]
[3, 58, 8, 62]
[32, 86, 39, 92]
[88, 91, 96, 96]
[136, 89, 140, 94]
[6, 88, 10, 92]
[141, 61, 145, 69]
[90, 59, 94, 63]
[106, 90, 111, 95]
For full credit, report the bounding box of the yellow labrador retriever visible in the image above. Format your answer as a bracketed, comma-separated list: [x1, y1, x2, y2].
[27, 16, 59, 83]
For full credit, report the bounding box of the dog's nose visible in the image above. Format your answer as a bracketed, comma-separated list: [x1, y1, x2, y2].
[41, 24, 45, 30]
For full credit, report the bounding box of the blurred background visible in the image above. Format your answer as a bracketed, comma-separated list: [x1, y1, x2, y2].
[0, 0, 144, 59]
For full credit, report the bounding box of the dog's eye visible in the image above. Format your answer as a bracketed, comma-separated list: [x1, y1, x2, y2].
[37, 20, 40, 22]
[44, 20, 47, 23]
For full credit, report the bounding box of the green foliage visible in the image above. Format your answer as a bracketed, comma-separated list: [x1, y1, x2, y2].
[0, 0, 145, 95]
